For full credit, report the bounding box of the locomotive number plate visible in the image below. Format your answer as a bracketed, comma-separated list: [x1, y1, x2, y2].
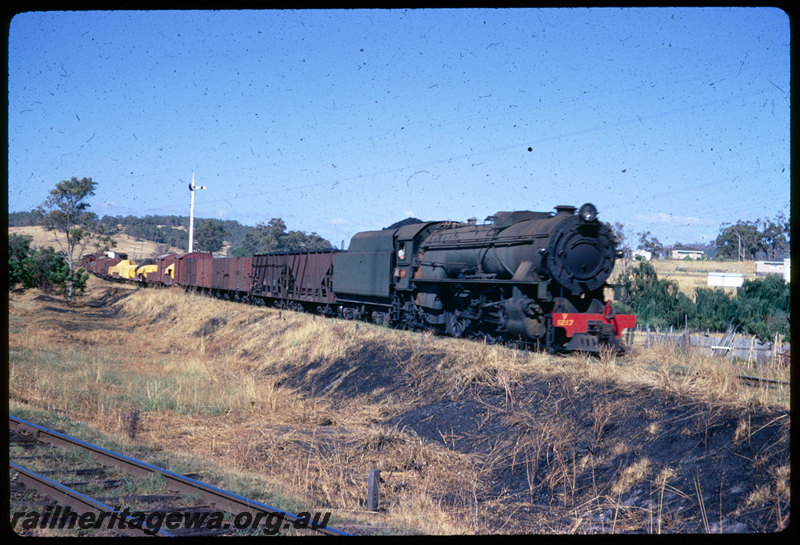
[556, 313, 575, 327]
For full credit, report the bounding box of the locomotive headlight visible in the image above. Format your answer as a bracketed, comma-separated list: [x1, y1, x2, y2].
[579, 203, 598, 222]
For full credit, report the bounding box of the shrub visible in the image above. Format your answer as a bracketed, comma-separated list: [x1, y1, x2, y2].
[8, 234, 88, 297]
[733, 275, 790, 341]
[617, 263, 790, 341]
[617, 262, 694, 329]
[692, 288, 736, 332]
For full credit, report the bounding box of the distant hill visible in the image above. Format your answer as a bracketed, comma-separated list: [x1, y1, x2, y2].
[383, 217, 425, 230]
[8, 211, 331, 258]
[8, 225, 184, 260]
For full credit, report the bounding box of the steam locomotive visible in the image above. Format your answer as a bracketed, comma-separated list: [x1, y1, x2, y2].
[83, 203, 635, 352]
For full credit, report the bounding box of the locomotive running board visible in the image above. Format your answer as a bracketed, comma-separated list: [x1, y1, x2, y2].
[412, 279, 549, 298]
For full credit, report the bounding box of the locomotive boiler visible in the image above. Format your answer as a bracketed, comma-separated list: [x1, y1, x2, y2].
[398, 203, 633, 351]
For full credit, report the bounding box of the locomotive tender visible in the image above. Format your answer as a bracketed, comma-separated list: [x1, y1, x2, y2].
[83, 203, 635, 352]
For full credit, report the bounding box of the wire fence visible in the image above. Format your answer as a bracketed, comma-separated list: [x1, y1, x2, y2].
[626, 324, 790, 369]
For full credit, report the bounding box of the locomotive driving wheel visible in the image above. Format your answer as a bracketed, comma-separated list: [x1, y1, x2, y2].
[445, 309, 472, 338]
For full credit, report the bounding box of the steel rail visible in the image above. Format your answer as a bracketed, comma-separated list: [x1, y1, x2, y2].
[734, 374, 790, 387]
[9, 461, 174, 536]
[9, 415, 350, 536]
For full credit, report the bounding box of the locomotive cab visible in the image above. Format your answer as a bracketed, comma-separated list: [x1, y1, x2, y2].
[392, 222, 442, 292]
[331, 221, 445, 324]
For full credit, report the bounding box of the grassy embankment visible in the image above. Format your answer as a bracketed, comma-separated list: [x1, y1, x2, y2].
[7, 278, 790, 534]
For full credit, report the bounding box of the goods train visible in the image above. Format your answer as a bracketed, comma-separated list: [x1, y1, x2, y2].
[82, 203, 635, 352]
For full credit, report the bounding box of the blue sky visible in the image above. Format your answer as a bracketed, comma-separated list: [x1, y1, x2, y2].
[8, 8, 790, 250]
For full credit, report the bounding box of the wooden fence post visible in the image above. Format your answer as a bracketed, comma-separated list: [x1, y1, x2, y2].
[683, 315, 688, 352]
[367, 469, 380, 512]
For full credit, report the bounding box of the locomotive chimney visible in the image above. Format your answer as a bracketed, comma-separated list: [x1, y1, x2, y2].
[554, 205, 577, 215]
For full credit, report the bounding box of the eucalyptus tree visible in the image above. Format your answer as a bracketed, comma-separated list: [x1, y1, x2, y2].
[37, 177, 111, 298]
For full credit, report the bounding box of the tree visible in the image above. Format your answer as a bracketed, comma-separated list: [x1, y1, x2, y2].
[8, 210, 43, 227]
[234, 218, 333, 256]
[691, 288, 737, 331]
[194, 219, 226, 254]
[384, 217, 424, 230]
[604, 221, 632, 274]
[239, 218, 287, 255]
[37, 177, 105, 299]
[715, 221, 760, 260]
[759, 213, 790, 259]
[282, 229, 332, 252]
[8, 233, 34, 289]
[617, 261, 693, 329]
[8, 234, 88, 296]
[732, 275, 791, 341]
[607, 222, 631, 255]
[637, 231, 665, 260]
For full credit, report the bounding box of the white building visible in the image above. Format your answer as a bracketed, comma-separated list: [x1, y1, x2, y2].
[671, 249, 704, 260]
[755, 260, 785, 277]
[707, 272, 743, 288]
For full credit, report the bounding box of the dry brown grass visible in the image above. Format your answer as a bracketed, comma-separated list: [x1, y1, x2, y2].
[7, 277, 790, 534]
[8, 282, 488, 533]
[610, 458, 651, 496]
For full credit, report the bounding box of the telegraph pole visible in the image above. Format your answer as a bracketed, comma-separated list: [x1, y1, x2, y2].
[729, 225, 743, 261]
[188, 173, 206, 253]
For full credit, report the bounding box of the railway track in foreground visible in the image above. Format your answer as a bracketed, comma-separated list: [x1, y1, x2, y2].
[9, 415, 350, 537]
